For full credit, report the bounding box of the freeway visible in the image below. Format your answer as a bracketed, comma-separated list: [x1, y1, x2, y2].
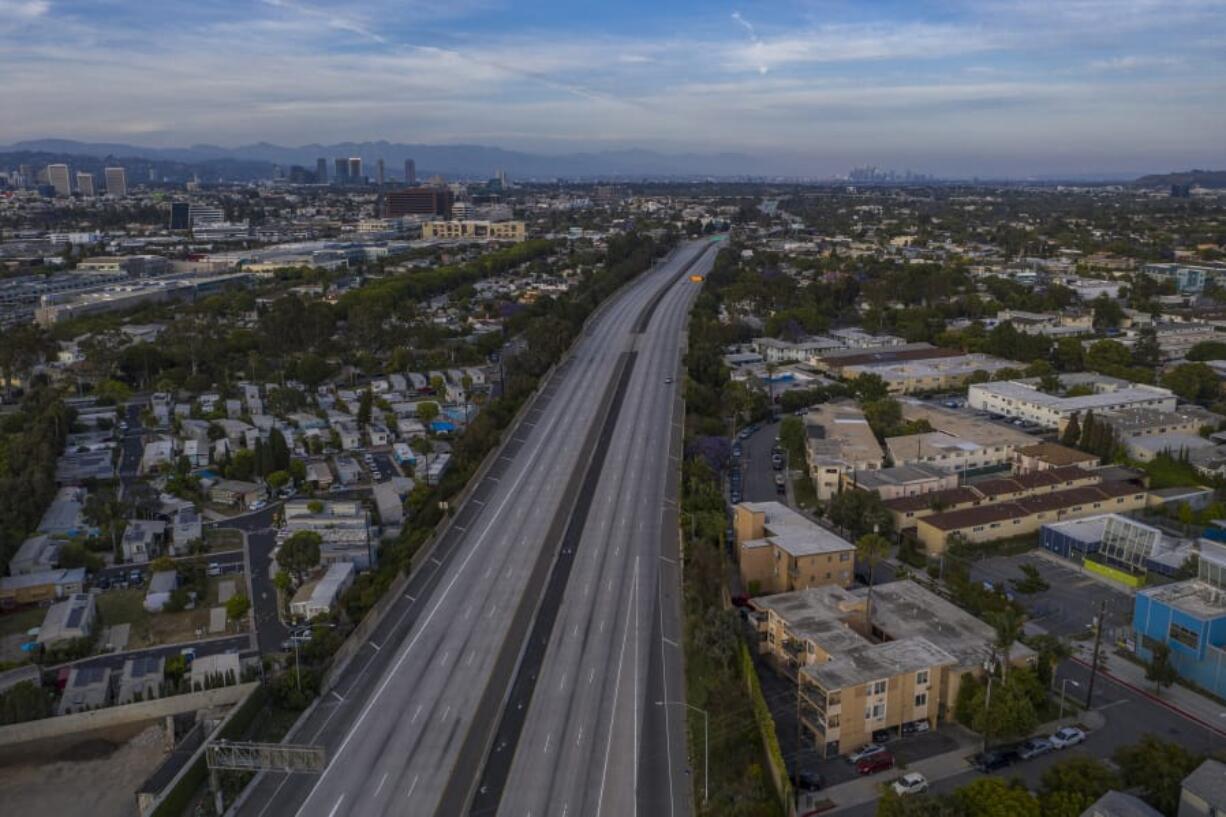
[236, 239, 717, 817]
[485, 244, 714, 817]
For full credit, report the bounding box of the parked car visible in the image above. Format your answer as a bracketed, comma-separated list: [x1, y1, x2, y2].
[128, 569, 144, 585]
[250, 500, 267, 511]
[848, 744, 887, 764]
[856, 750, 895, 775]
[892, 772, 929, 796]
[971, 749, 1017, 772]
[207, 562, 222, 577]
[1050, 727, 1086, 749]
[791, 771, 823, 791]
[1017, 737, 1054, 760]
[872, 728, 895, 744]
[901, 719, 931, 736]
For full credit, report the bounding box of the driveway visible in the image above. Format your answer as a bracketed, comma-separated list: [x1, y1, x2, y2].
[969, 551, 1134, 638]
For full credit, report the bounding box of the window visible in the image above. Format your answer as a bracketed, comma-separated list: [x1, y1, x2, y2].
[828, 713, 840, 728]
[868, 679, 887, 696]
[915, 692, 927, 708]
[915, 670, 928, 686]
[1170, 622, 1200, 650]
[865, 703, 885, 721]
[840, 552, 850, 562]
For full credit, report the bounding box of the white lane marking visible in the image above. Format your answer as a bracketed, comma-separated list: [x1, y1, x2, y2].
[589, 667, 595, 685]
[405, 594, 415, 602]
[467, 650, 476, 666]
[374, 772, 389, 797]
[331, 690, 344, 702]
[411, 704, 422, 724]
[326, 794, 345, 817]
[442, 706, 451, 722]
[465, 605, 473, 620]
[369, 642, 381, 652]
[430, 557, 442, 566]
[559, 672, 567, 692]
[487, 603, 498, 619]
[544, 732, 552, 754]
[406, 775, 419, 798]
[596, 556, 638, 817]
[576, 726, 583, 746]
[440, 650, 450, 666]
[662, 636, 679, 647]
[659, 569, 676, 817]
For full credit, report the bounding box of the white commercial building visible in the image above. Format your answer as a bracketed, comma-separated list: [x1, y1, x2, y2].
[968, 375, 1176, 430]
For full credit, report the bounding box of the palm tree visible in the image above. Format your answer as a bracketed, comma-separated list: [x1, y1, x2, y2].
[855, 533, 891, 628]
[986, 608, 1027, 681]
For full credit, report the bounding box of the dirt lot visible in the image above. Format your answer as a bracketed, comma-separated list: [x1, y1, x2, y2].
[96, 578, 246, 649]
[0, 723, 168, 817]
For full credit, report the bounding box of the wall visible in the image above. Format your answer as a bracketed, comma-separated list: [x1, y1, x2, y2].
[1084, 559, 1146, 588]
[0, 682, 256, 749]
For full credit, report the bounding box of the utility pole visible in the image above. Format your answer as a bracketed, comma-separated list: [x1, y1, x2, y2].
[1085, 599, 1107, 709]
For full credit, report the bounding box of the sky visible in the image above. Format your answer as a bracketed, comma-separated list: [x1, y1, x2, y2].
[1, 0, 1224, 176]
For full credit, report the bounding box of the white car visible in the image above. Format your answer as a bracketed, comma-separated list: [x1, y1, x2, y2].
[892, 772, 929, 796]
[1050, 726, 1086, 748]
[847, 744, 886, 764]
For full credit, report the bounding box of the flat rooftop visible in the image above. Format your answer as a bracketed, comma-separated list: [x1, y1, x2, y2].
[1140, 579, 1226, 619]
[805, 635, 957, 691]
[738, 501, 855, 557]
[971, 378, 1174, 413]
[804, 401, 886, 467]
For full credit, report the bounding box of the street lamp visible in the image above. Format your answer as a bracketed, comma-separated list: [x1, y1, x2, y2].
[656, 700, 708, 805]
[1058, 678, 1080, 720]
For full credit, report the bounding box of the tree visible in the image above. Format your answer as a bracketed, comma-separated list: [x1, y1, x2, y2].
[1086, 339, 1131, 372]
[1010, 564, 1049, 595]
[851, 372, 890, 402]
[1114, 736, 1204, 816]
[357, 386, 373, 428]
[1091, 295, 1124, 331]
[417, 401, 440, 427]
[986, 607, 1026, 680]
[267, 470, 290, 490]
[1060, 413, 1081, 448]
[1028, 633, 1072, 689]
[0, 681, 55, 726]
[970, 675, 1038, 744]
[1038, 756, 1120, 817]
[150, 555, 176, 573]
[274, 569, 293, 616]
[276, 531, 321, 583]
[288, 458, 307, 485]
[954, 777, 1040, 817]
[225, 593, 251, 623]
[863, 398, 903, 439]
[1144, 642, 1178, 696]
[828, 490, 894, 540]
[1133, 325, 1163, 369]
[1162, 363, 1219, 402]
[1038, 371, 1062, 394]
[856, 533, 891, 625]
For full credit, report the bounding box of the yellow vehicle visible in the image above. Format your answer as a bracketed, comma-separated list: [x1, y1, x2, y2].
[689, 274, 705, 283]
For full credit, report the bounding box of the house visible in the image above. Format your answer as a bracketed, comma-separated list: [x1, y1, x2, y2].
[143, 571, 178, 612]
[734, 502, 855, 595]
[117, 655, 164, 704]
[1131, 541, 1226, 699]
[0, 567, 86, 607]
[189, 652, 241, 690]
[1080, 791, 1163, 817]
[333, 456, 362, 485]
[122, 519, 167, 563]
[170, 505, 203, 554]
[289, 562, 355, 619]
[208, 479, 265, 509]
[1012, 442, 1101, 474]
[37, 593, 96, 648]
[139, 437, 176, 475]
[372, 480, 404, 527]
[368, 424, 392, 447]
[1179, 758, 1226, 817]
[754, 580, 1034, 757]
[57, 665, 111, 715]
[37, 486, 89, 538]
[10, 534, 60, 575]
[305, 460, 334, 489]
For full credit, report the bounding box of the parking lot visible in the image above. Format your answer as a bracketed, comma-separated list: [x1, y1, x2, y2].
[969, 551, 1135, 637]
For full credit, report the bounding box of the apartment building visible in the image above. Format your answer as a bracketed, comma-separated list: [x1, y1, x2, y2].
[968, 374, 1176, 430]
[803, 401, 886, 501]
[754, 580, 1034, 757]
[421, 220, 526, 241]
[283, 499, 374, 569]
[1012, 442, 1100, 474]
[886, 400, 1035, 475]
[840, 353, 1018, 395]
[734, 502, 855, 595]
[844, 463, 958, 500]
[1098, 406, 1223, 441]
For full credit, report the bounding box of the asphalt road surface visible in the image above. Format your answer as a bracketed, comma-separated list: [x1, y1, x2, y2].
[488, 244, 716, 817]
[236, 239, 719, 817]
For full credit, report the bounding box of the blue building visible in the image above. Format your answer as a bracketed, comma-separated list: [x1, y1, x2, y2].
[1141, 262, 1222, 295]
[1132, 542, 1226, 699]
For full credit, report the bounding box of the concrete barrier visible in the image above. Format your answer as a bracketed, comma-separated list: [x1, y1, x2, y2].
[0, 681, 257, 749]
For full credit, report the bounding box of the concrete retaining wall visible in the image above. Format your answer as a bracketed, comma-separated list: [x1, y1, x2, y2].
[0, 682, 257, 748]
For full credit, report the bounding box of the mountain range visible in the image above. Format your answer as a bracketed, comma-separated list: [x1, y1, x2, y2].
[0, 139, 774, 180]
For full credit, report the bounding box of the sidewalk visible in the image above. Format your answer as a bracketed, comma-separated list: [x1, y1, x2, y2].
[1071, 642, 1226, 738]
[813, 710, 1107, 814]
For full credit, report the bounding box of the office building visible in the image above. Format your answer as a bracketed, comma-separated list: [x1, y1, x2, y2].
[189, 204, 225, 227]
[404, 158, 416, 184]
[348, 157, 362, 182]
[376, 158, 385, 186]
[1142, 262, 1223, 295]
[385, 187, 454, 218]
[334, 157, 349, 183]
[1132, 541, 1226, 699]
[967, 374, 1176, 430]
[104, 166, 127, 196]
[421, 220, 526, 241]
[316, 157, 328, 183]
[46, 163, 71, 196]
[734, 501, 855, 595]
[75, 172, 95, 197]
[169, 202, 190, 230]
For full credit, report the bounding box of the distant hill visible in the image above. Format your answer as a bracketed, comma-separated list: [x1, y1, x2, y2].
[1, 138, 774, 180]
[1134, 169, 1226, 189]
[0, 148, 276, 183]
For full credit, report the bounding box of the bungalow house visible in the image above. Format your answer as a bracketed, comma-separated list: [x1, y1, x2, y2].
[122, 519, 167, 563]
[0, 568, 86, 607]
[37, 593, 96, 648]
[143, 571, 178, 612]
[58, 666, 112, 715]
[289, 562, 356, 619]
[11, 534, 60, 575]
[208, 479, 265, 509]
[117, 655, 164, 704]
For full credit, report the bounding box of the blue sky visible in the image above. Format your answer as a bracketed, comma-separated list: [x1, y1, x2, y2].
[1, 0, 1224, 175]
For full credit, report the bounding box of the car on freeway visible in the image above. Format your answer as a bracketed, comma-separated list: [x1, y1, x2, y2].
[971, 749, 1018, 772]
[848, 744, 887, 764]
[1017, 737, 1054, 760]
[855, 750, 895, 776]
[664, 377, 673, 384]
[892, 772, 929, 796]
[1050, 727, 1086, 749]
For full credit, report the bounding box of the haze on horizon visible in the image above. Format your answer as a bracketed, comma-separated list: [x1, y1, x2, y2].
[2, 0, 1224, 177]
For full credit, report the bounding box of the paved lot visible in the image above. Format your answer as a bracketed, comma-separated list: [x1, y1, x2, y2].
[969, 552, 1135, 638]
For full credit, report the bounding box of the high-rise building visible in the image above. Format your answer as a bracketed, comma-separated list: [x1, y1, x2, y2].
[334, 158, 349, 183]
[104, 167, 127, 196]
[384, 187, 454, 218]
[75, 172, 95, 197]
[169, 202, 190, 230]
[376, 158, 385, 187]
[404, 159, 417, 185]
[316, 158, 328, 183]
[46, 164, 71, 196]
[148, 167, 157, 182]
[348, 157, 363, 182]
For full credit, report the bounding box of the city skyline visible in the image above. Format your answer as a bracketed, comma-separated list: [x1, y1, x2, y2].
[1, 0, 1224, 176]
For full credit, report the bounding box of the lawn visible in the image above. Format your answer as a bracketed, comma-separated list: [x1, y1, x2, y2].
[0, 606, 48, 640]
[204, 528, 244, 552]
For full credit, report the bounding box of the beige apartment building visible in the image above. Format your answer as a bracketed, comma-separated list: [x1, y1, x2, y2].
[735, 502, 855, 595]
[422, 220, 526, 241]
[803, 401, 886, 501]
[753, 580, 1034, 757]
